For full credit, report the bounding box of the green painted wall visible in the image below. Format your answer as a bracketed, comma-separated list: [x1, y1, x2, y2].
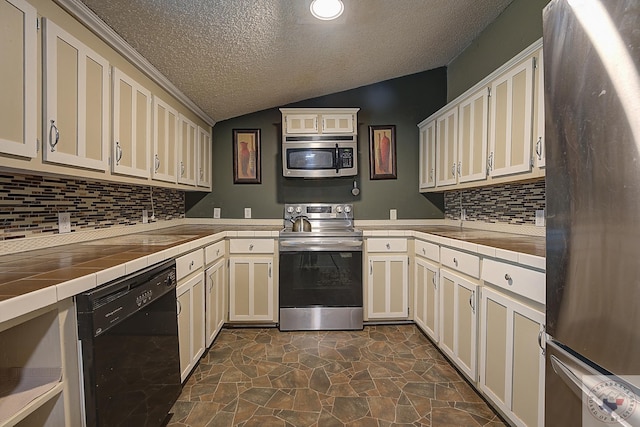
[447, 0, 550, 101]
[186, 68, 447, 220]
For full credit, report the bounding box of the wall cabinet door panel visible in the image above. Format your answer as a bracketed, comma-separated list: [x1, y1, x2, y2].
[533, 49, 545, 169]
[152, 96, 179, 183]
[112, 68, 151, 178]
[43, 19, 109, 171]
[197, 126, 212, 189]
[458, 87, 489, 183]
[0, 0, 37, 158]
[178, 115, 198, 186]
[418, 120, 436, 190]
[435, 106, 458, 187]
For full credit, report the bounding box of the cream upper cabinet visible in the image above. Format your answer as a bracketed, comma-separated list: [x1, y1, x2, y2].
[457, 86, 489, 183]
[439, 269, 478, 381]
[284, 114, 318, 134]
[0, 0, 37, 159]
[281, 108, 359, 135]
[435, 105, 458, 187]
[479, 287, 545, 427]
[178, 115, 198, 186]
[488, 57, 534, 178]
[112, 67, 152, 178]
[197, 126, 212, 189]
[321, 114, 355, 133]
[532, 49, 545, 169]
[418, 119, 436, 190]
[43, 18, 109, 171]
[152, 96, 179, 183]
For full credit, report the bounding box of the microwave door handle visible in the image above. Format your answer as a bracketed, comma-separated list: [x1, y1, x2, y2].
[335, 144, 340, 173]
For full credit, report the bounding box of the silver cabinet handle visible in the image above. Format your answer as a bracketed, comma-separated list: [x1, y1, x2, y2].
[505, 273, 512, 282]
[249, 244, 254, 251]
[487, 152, 494, 172]
[369, 261, 372, 275]
[535, 137, 542, 160]
[189, 260, 194, 269]
[457, 161, 461, 176]
[422, 248, 426, 255]
[115, 141, 123, 164]
[538, 328, 545, 355]
[453, 258, 458, 267]
[216, 249, 220, 256]
[451, 163, 456, 177]
[200, 168, 204, 179]
[268, 263, 272, 278]
[154, 154, 161, 172]
[429, 168, 434, 181]
[386, 243, 391, 250]
[469, 291, 475, 313]
[48, 120, 59, 152]
[176, 300, 182, 316]
[432, 275, 437, 288]
[180, 162, 185, 176]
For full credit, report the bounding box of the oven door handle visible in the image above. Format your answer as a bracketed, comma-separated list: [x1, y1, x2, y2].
[279, 240, 363, 251]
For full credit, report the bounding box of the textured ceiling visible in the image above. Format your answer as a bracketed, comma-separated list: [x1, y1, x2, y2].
[80, 0, 514, 122]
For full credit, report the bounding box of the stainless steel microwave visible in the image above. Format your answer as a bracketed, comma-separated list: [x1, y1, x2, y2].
[282, 136, 357, 178]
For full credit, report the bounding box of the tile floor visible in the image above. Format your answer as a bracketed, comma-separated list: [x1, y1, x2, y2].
[168, 325, 507, 426]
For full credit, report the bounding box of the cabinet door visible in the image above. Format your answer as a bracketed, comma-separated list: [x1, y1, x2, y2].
[458, 87, 489, 183]
[439, 269, 478, 381]
[479, 287, 545, 427]
[229, 257, 274, 322]
[532, 49, 545, 168]
[152, 96, 178, 183]
[178, 115, 198, 186]
[367, 255, 408, 319]
[488, 57, 534, 177]
[321, 114, 354, 133]
[112, 68, 151, 178]
[435, 106, 458, 187]
[177, 282, 192, 382]
[414, 257, 439, 342]
[197, 126, 212, 189]
[205, 259, 225, 347]
[418, 120, 436, 190]
[0, 0, 37, 158]
[43, 19, 109, 171]
[191, 275, 205, 366]
[284, 114, 318, 134]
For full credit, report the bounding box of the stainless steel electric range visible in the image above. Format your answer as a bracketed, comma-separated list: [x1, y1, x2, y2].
[278, 203, 363, 331]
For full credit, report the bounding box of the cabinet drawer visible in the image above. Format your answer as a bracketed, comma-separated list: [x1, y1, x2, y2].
[482, 258, 545, 304]
[229, 239, 274, 254]
[415, 240, 439, 262]
[441, 247, 480, 278]
[367, 238, 407, 253]
[176, 250, 204, 281]
[205, 240, 225, 265]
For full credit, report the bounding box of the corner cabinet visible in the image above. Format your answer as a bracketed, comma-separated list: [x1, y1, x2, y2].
[0, 0, 37, 159]
[112, 67, 152, 179]
[43, 18, 109, 171]
[365, 238, 409, 320]
[228, 239, 276, 323]
[152, 96, 179, 183]
[197, 126, 212, 190]
[418, 119, 436, 190]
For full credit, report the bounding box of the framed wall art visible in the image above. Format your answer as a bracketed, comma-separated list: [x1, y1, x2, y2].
[232, 129, 261, 184]
[369, 125, 397, 180]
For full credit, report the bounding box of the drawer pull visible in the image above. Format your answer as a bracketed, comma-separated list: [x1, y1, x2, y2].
[216, 249, 220, 256]
[386, 243, 391, 250]
[189, 260, 194, 269]
[453, 258, 458, 267]
[249, 244, 254, 251]
[505, 273, 512, 282]
[422, 248, 426, 255]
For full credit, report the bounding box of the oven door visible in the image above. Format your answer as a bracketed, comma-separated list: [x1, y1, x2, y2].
[282, 141, 357, 178]
[279, 249, 362, 308]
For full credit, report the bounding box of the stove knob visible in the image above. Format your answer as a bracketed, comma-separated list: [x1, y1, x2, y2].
[336, 206, 343, 213]
[286, 206, 294, 214]
[295, 206, 302, 213]
[344, 205, 352, 213]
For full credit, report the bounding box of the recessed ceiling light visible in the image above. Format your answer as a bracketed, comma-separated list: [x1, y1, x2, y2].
[310, 0, 344, 21]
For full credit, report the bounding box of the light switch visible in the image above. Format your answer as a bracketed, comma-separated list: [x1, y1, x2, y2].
[390, 209, 397, 220]
[244, 208, 251, 219]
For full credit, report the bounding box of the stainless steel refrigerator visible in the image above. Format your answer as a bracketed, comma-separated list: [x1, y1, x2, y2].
[543, 0, 640, 426]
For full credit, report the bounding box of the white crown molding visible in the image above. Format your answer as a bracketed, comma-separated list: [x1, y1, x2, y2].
[53, 0, 216, 127]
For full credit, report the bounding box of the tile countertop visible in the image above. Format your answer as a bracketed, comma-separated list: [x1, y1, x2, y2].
[0, 223, 544, 323]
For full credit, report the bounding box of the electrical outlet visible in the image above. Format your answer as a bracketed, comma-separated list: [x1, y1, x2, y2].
[213, 207, 221, 219]
[244, 208, 251, 219]
[142, 210, 148, 224]
[58, 212, 71, 233]
[461, 209, 467, 221]
[535, 209, 545, 227]
[390, 209, 397, 220]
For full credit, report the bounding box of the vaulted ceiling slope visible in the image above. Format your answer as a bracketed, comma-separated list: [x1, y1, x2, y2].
[80, 0, 513, 122]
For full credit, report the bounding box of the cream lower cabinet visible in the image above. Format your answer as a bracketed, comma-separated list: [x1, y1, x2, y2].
[414, 257, 439, 342]
[205, 259, 225, 347]
[228, 238, 275, 322]
[439, 269, 478, 381]
[479, 287, 545, 427]
[177, 272, 205, 382]
[365, 238, 409, 320]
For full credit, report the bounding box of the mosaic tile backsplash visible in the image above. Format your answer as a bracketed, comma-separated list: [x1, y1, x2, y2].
[444, 179, 545, 225]
[0, 173, 185, 240]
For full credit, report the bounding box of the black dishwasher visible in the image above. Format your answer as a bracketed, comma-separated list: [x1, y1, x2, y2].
[77, 259, 181, 427]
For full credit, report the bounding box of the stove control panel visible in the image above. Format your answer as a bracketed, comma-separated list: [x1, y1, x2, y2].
[284, 203, 354, 221]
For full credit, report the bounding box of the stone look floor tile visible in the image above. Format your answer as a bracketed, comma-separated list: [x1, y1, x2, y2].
[168, 325, 507, 427]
